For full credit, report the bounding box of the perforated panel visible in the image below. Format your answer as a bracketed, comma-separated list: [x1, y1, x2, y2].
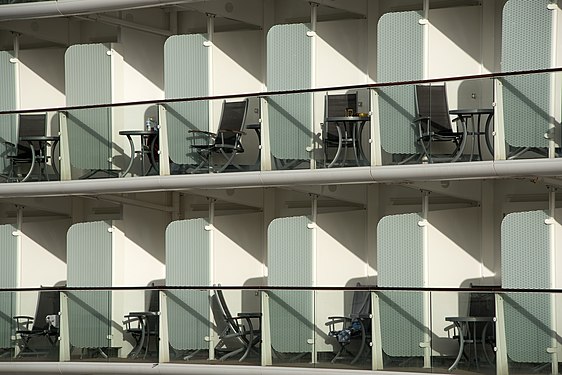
[0, 225, 17, 349]
[67, 221, 112, 348]
[267, 216, 313, 353]
[0, 51, 18, 173]
[164, 34, 209, 165]
[65, 44, 112, 170]
[501, 0, 551, 148]
[377, 11, 423, 154]
[165, 219, 210, 350]
[267, 24, 313, 160]
[501, 210, 551, 363]
[377, 213, 425, 357]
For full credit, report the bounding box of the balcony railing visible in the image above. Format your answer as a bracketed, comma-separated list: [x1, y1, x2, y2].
[0, 67, 560, 183]
[0, 284, 560, 374]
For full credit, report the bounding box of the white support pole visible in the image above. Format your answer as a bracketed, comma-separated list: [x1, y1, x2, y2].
[422, 0, 429, 80]
[207, 198, 215, 360]
[58, 292, 70, 361]
[421, 190, 431, 368]
[309, 2, 318, 170]
[548, 187, 558, 374]
[494, 294, 508, 375]
[158, 290, 170, 362]
[310, 193, 318, 364]
[206, 14, 215, 133]
[548, 2, 559, 158]
[493, 79, 507, 160]
[157, 104, 170, 176]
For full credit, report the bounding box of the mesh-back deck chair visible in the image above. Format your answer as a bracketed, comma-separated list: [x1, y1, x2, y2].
[326, 284, 372, 364]
[13, 290, 60, 358]
[414, 85, 467, 163]
[322, 93, 358, 167]
[211, 289, 261, 362]
[124, 288, 159, 359]
[190, 99, 249, 173]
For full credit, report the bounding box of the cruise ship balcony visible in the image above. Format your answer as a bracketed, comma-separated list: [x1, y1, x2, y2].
[1, 0, 562, 375]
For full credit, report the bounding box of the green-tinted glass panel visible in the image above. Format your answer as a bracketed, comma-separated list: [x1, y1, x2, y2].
[65, 44, 112, 170]
[164, 34, 209, 165]
[165, 218, 210, 351]
[377, 213, 425, 357]
[67, 221, 112, 349]
[0, 225, 17, 350]
[501, 211, 551, 363]
[267, 24, 313, 161]
[0, 51, 18, 173]
[377, 11, 423, 155]
[267, 216, 313, 353]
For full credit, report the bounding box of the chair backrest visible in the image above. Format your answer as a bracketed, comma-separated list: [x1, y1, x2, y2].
[211, 291, 246, 349]
[18, 114, 46, 152]
[415, 85, 452, 132]
[215, 100, 249, 146]
[33, 290, 60, 331]
[324, 93, 358, 140]
[349, 284, 372, 319]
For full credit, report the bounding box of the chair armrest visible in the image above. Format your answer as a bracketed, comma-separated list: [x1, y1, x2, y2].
[237, 312, 261, 318]
[412, 116, 430, 123]
[13, 315, 34, 330]
[218, 129, 246, 135]
[189, 129, 217, 136]
[325, 316, 352, 326]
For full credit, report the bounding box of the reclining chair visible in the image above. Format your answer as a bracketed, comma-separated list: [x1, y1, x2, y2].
[326, 284, 372, 364]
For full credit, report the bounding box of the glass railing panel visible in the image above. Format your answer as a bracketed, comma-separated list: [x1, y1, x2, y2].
[501, 291, 555, 374]
[0, 290, 15, 361]
[431, 290, 496, 375]
[266, 289, 313, 366]
[380, 76, 495, 166]
[64, 289, 113, 361]
[377, 290, 429, 370]
[267, 92, 314, 171]
[500, 72, 553, 160]
[315, 289, 373, 370]
[315, 89, 371, 169]
[112, 289, 159, 362]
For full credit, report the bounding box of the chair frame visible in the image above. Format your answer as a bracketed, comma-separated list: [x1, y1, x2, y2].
[190, 99, 249, 173]
[325, 286, 372, 365]
[212, 289, 261, 362]
[322, 92, 359, 167]
[413, 84, 468, 163]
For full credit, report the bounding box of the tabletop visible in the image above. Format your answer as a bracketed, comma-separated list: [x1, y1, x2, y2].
[325, 116, 370, 122]
[119, 130, 158, 136]
[449, 109, 494, 116]
[446, 316, 495, 323]
[20, 135, 60, 142]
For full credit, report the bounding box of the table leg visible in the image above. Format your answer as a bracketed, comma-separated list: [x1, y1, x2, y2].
[449, 322, 465, 371]
[121, 135, 135, 177]
[327, 124, 343, 168]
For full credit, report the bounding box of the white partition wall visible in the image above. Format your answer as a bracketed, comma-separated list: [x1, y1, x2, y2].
[267, 216, 314, 359]
[0, 224, 18, 354]
[165, 218, 211, 356]
[66, 221, 116, 354]
[501, 210, 554, 369]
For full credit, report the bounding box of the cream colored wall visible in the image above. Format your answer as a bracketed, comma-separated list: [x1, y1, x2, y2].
[18, 48, 66, 111]
[428, 6, 488, 109]
[315, 210, 368, 352]
[213, 212, 264, 315]
[18, 219, 69, 316]
[428, 207, 485, 356]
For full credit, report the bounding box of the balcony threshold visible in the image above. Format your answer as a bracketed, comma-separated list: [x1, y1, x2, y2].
[0, 158, 560, 198]
[0, 362, 419, 375]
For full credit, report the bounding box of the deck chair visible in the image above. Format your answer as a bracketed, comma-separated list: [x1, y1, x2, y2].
[211, 289, 261, 362]
[6, 114, 47, 182]
[13, 290, 60, 358]
[414, 85, 467, 163]
[322, 92, 357, 167]
[124, 288, 159, 359]
[326, 284, 372, 364]
[189, 99, 249, 173]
